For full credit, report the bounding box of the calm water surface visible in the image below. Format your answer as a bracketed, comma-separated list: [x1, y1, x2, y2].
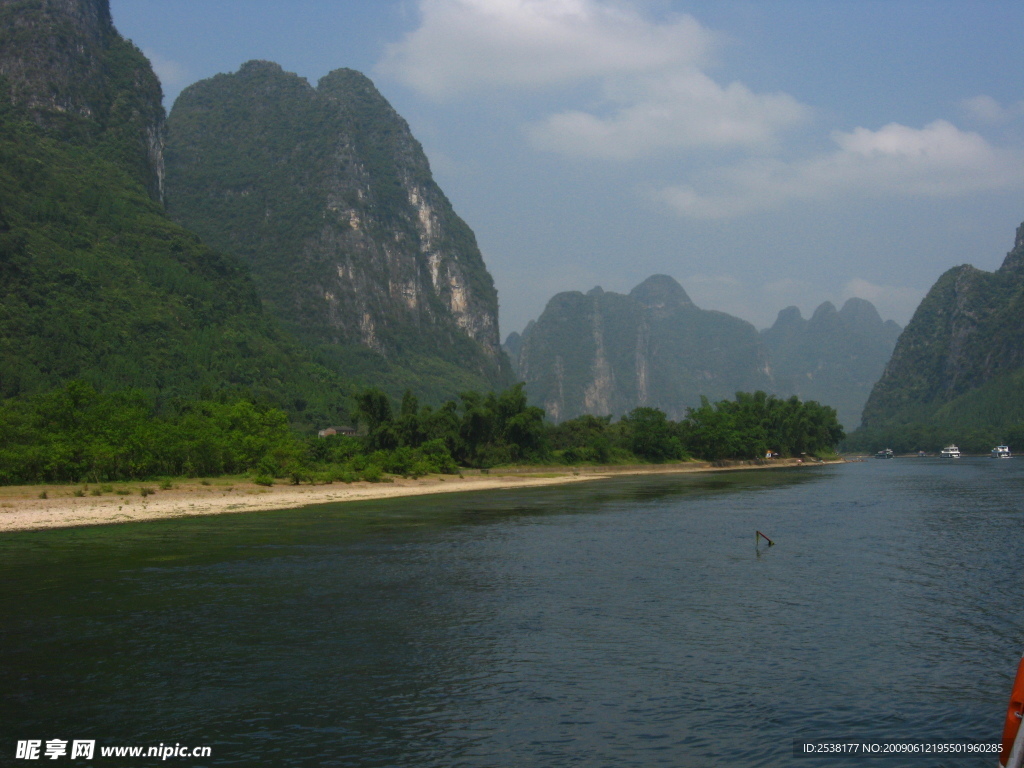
[2, 460, 1024, 766]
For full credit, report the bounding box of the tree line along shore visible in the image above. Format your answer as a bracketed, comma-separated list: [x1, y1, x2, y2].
[0, 381, 844, 488]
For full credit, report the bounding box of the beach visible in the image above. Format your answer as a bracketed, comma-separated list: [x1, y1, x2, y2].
[0, 458, 820, 533]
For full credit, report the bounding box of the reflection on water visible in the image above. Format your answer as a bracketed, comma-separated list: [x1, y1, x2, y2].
[2, 462, 1023, 766]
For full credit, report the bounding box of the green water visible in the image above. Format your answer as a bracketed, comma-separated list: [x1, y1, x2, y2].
[2, 462, 1022, 766]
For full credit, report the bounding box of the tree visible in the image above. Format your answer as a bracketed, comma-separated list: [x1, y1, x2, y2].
[622, 407, 683, 462]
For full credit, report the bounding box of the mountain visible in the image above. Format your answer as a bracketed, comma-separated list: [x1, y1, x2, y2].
[165, 61, 511, 398]
[511, 276, 771, 421]
[0, 0, 164, 201]
[762, 298, 901, 430]
[854, 220, 1024, 452]
[508, 275, 900, 426]
[0, 0, 347, 424]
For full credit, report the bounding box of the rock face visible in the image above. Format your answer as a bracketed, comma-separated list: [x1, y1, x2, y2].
[0, 0, 165, 201]
[511, 275, 770, 421]
[165, 62, 509, 391]
[856, 221, 1024, 448]
[509, 275, 901, 426]
[0, 0, 347, 424]
[762, 298, 901, 430]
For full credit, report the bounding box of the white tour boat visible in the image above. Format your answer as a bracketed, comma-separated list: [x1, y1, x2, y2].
[940, 445, 961, 458]
[993, 445, 1013, 459]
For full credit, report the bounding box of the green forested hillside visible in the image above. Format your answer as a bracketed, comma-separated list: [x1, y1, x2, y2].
[166, 61, 511, 401]
[849, 221, 1024, 452]
[0, 108, 347, 424]
[0, 0, 165, 200]
[0, 0, 354, 428]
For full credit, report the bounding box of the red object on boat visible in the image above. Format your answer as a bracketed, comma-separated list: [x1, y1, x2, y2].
[1000, 654, 1024, 766]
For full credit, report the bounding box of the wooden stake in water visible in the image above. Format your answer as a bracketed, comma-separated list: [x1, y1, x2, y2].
[756, 530, 774, 547]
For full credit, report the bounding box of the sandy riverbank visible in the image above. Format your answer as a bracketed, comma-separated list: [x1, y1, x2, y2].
[0, 458, 827, 533]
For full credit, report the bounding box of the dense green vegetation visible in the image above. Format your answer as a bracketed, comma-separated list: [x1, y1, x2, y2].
[166, 61, 510, 401]
[0, 0, 165, 199]
[850, 223, 1024, 453]
[0, 109, 352, 425]
[2, 8, 510, 429]
[0, 7, 364, 428]
[0, 383, 844, 485]
[0, 3, 848, 478]
[846, 367, 1024, 454]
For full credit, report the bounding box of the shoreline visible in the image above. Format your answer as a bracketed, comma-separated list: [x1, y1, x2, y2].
[0, 458, 833, 533]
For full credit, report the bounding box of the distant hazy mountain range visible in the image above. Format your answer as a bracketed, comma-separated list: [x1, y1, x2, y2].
[851, 221, 1024, 452]
[762, 297, 902, 431]
[7, 0, 1021, 449]
[506, 275, 901, 430]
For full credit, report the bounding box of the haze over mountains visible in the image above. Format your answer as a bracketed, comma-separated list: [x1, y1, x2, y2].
[507, 276, 901, 430]
[4, 0, 1024, 454]
[763, 298, 902, 431]
[852, 221, 1024, 452]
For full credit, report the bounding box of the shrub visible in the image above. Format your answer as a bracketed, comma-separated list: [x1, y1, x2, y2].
[361, 464, 384, 483]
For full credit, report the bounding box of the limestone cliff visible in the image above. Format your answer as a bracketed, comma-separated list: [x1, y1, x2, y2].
[166, 62, 509, 392]
[762, 298, 901, 430]
[512, 275, 770, 421]
[0, 0, 350, 425]
[855, 220, 1024, 450]
[511, 274, 901, 426]
[0, 0, 165, 201]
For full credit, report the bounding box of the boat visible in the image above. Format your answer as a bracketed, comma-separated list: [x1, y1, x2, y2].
[940, 445, 961, 458]
[874, 448, 894, 459]
[1001, 653, 1024, 766]
[993, 445, 1013, 458]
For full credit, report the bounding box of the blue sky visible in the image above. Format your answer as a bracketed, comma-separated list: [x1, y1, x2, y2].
[111, 0, 1024, 336]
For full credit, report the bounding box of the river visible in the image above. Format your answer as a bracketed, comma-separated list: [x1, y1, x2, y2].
[2, 459, 1023, 766]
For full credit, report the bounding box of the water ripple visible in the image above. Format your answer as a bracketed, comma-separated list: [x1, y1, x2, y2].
[1, 461, 1021, 765]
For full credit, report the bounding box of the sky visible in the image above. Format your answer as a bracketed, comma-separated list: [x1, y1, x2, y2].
[110, 0, 1024, 336]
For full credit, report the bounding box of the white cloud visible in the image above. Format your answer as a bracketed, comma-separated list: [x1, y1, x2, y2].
[381, 0, 716, 98]
[145, 49, 188, 91]
[959, 95, 1024, 125]
[528, 70, 810, 159]
[381, 0, 809, 157]
[656, 120, 1024, 219]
